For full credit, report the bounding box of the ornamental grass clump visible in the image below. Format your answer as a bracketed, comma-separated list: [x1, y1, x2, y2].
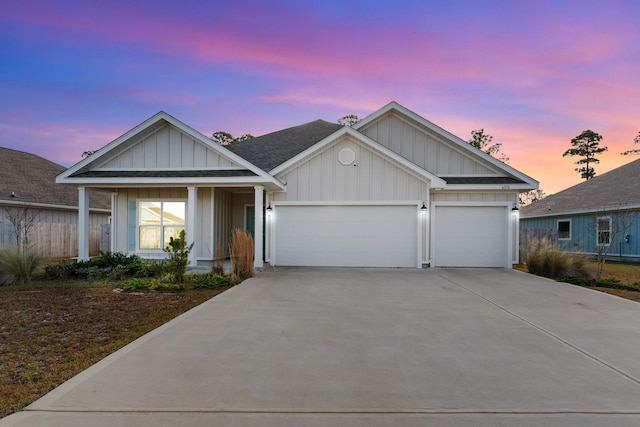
[524, 237, 589, 279]
[230, 228, 254, 279]
[0, 247, 42, 286]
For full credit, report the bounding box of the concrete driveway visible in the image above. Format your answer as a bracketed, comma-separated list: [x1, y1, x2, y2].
[3, 268, 640, 426]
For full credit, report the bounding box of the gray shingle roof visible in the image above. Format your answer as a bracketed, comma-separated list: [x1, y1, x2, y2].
[522, 158, 640, 217]
[225, 119, 343, 171]
[0, 147, 111, 209]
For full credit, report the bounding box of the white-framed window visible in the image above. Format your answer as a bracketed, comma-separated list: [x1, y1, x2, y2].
[138, 201, 186, 249]
[557, 219, 571, 240]
[596, 216, 611, 246]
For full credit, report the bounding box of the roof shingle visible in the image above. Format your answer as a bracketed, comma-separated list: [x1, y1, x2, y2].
[0, 147, 111, 209]
[225, 119, 343, 171]
[522, 158, 640, 217]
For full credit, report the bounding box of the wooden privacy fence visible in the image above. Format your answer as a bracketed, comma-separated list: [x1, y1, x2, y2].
[0, 221, 110, 259]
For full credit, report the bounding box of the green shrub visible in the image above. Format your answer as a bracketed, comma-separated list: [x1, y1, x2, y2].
[44, 261, 76, 280]
[189, 272, 231, 289]
[122, 277, 151, 291]
[524, 238, 589, 279]
[0, 248, 42, 286]
[43, 252, 162, 281]
[134, 259, 164, 278]
[163, 230, 194, 283]
[121, 277, 184, 292]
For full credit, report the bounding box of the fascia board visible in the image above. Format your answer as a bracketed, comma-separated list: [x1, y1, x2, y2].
[58, 176, 284, 188]
[57, 112, 281, 188]
[270, 127, 447, 188]
[354, 102, 539, 189]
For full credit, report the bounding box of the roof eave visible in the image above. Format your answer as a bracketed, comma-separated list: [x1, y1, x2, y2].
[522, 203, 640, 219]
[57, 176, 285, 190]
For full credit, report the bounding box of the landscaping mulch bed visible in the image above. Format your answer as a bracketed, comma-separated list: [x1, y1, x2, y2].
[0, 282, 229, 418]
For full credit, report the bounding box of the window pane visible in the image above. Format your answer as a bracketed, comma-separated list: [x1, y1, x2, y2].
[164, 226, 185, 248]
[597, 218, 611, 245]
[139, 202, 162, 225]
[140, 226, 161, 249]
[558, 221, 570, 239]
[163, 202, 185, 225]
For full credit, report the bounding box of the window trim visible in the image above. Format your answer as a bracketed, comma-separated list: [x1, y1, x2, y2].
[596, 216, 611, 246]
[137, 199, 187, 251]
[557, 219, 571, 240]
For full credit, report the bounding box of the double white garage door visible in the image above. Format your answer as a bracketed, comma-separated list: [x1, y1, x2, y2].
[274, 205, 417, 267]
[273, 204, 509, 268]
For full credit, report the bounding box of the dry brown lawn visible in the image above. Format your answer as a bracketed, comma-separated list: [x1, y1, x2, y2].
[0, 281, 229, 418]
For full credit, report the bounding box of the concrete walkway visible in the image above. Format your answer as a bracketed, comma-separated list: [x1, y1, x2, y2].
[3, 268, 640, 426]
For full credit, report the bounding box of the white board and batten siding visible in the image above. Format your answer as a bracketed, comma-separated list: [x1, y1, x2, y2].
[269, 135, 430, 268]
[273, 136, 430, 203]
[359, 113, 501, 177]
[97, 124, 239, 170]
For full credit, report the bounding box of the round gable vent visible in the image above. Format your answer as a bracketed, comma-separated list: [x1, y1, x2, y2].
[338, 148, 356, 165]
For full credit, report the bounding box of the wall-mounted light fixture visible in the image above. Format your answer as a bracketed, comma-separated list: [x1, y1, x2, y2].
[512, 205, 519, 211]
[420, 202, 428, 212]
[266, 203, 273, 212]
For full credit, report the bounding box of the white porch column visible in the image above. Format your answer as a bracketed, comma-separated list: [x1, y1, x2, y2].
[253, 185, 264, 270]
[78, 187, 90, 261]
[187, 187, 197, 265]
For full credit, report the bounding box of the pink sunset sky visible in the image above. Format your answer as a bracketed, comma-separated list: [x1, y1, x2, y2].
[1, 0, 638, 194]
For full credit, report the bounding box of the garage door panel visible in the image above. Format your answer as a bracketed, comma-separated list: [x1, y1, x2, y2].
[433, 206, 507, 268]
[275, 205, 417, 267]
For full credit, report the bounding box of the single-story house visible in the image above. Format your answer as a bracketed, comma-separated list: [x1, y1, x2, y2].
[57, 102, 538, 268]
[0, 147, 111, 258]
[521, 158, 640, 260]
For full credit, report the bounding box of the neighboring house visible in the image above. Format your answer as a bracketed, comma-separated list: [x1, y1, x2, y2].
[0, 147, 111, 258]
[57, 102, 537, 268]
[521, 158, 640, 260]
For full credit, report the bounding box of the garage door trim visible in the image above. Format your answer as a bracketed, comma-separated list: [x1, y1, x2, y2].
[268, 200, 425, 268]
[430, 201, 513, 268]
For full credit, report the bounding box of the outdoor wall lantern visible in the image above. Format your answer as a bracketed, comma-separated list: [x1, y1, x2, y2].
[512, 205, 519, 211]
[420, 202, 428, 212]
[266, 203, 273, 212]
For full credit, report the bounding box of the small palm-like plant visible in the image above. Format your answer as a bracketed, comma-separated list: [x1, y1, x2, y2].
[0, 247, 42, 285]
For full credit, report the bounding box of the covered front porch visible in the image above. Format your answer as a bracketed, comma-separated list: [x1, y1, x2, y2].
[76, 184, 274, 270]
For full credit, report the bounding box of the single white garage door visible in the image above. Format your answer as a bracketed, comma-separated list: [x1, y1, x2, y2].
[433, 206, 507, 267]
[274, 205, 417, 267]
